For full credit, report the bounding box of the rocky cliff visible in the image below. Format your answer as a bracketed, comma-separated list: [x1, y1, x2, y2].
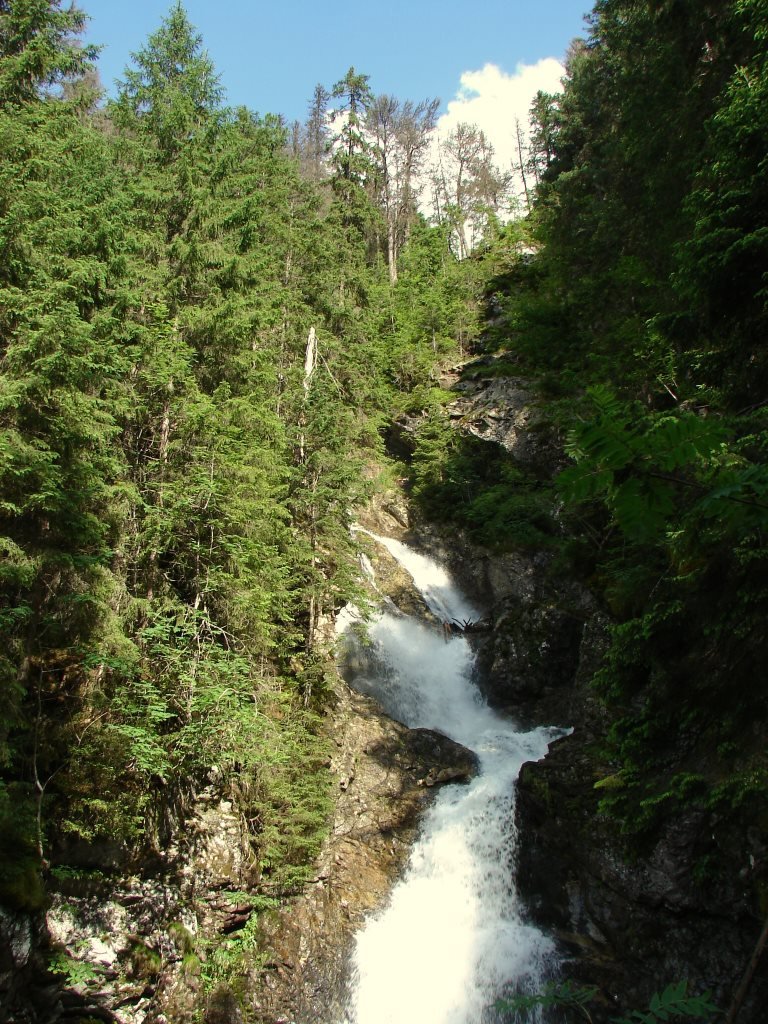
[7, 357, 767, 1024]
[437, 358, 768, 1023]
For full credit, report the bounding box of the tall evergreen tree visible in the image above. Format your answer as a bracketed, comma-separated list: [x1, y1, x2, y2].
[0, 55, 134, 894]
[303, 82, 330, 181]
[0, 0, 96, 105]
[329, 66, 377, 238]
[110, 1, 223, 160]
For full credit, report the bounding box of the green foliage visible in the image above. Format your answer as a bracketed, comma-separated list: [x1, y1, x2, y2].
[247, 695, 333, 889]
[409, 406, 556, 551]
[127, 939, 162, 980]
[558, 385, 734, 543]
[452, 0, 768, 886]
[612, 981, 717, 1024]
[0, 0, 98, 105]
[673, 0, 768, 405]
[168, 920, 197, 955]
[0, 1, 480, 965]
[109, 1, 223, 160]
[516, 0, 762, 405]
[199, 909, 266, 994]
[497, 979, 598, 1020]
[48, 949, 103, 987]
[548, 381, 768, 840]
[377, 220, 482, 398]
[498, 980, 717, 1024]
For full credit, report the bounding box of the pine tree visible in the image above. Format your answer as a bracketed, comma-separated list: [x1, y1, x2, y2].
[0, 66, 135, 891]
[0, 0, 97, 105]
[110, 1, 223, 161]
[303, 82, 330, 181]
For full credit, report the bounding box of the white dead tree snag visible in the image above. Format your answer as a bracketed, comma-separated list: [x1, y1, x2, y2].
[299, 326, 317, 466]
[299, 326, 320, 656]
[303, 326, 317, 395]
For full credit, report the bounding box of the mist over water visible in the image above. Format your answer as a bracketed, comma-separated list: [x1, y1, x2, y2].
[338, 534, 561, 1024]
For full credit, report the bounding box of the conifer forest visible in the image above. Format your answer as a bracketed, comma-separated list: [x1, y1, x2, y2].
[1, 1, 767, 1022]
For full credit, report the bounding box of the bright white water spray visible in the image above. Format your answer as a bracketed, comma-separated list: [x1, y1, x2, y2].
[337, 533, 562, 1024]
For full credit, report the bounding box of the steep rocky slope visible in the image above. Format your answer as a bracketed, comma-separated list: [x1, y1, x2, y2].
[0, 503, 477, 1024]
[437, 358, 768, 1023]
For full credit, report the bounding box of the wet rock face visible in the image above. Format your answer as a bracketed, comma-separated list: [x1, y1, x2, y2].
[515, 728, 768, 1023]
[361, 538, 435, 622]
[473, 593, 584, 723]
[416, 530, 592, 725]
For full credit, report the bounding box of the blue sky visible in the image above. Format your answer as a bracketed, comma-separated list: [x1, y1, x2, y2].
[80, 0, 590, 125]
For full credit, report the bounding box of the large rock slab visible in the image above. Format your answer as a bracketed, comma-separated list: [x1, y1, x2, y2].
[445, 362, 562, 477]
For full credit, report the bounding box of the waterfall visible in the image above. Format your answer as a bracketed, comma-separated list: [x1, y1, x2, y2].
[337, 533, 562, 1024]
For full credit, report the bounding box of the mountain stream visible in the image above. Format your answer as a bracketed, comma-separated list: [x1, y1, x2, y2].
[336, 533, 562, 1024]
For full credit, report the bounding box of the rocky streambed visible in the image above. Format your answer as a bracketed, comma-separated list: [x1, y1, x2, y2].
[251, 689, 477, 1023]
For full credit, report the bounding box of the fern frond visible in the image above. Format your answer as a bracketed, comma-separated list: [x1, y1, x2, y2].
[646, 414, 727, 472]
[587, 382, 626, 419]
[611, 981, 717, 1024]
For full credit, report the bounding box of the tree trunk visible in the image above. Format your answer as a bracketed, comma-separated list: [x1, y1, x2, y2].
[515, 119, 532, 213]
[299, 327, 317, 465]
[387, 222, 398, 285]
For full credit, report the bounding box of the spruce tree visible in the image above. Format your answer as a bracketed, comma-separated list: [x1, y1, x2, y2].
[0, 19, 134, 892]
[0, 0, 96, 105]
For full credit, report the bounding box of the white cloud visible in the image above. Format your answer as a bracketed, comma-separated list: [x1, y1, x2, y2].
[437, 58, 565, 168]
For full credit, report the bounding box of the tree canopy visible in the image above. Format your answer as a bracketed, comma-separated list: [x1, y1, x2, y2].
[0, 0, 478, 929]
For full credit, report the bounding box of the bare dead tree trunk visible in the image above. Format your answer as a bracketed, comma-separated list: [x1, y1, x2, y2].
[303, 326, 317, 396]
[33, 666, 64, 867]
[299, 326, 317, 465]
[159, 393, 172, 464]
[387, 223, 398, 285]
[147, 377, 173, 602]
[515, 118, 532, 213]
[300, 328, 320, 655]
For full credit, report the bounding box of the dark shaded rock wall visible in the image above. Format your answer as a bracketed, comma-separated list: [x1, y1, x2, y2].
[426, 362, 768, 1022]
[516, 722, 768, 1023]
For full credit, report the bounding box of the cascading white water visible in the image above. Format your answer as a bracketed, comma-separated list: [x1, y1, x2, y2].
[337, 534, 562, 1024]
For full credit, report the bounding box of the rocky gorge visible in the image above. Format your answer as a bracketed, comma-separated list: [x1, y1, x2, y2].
[430, 362, 768, 1024]
[3, 363, 767, 1024]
